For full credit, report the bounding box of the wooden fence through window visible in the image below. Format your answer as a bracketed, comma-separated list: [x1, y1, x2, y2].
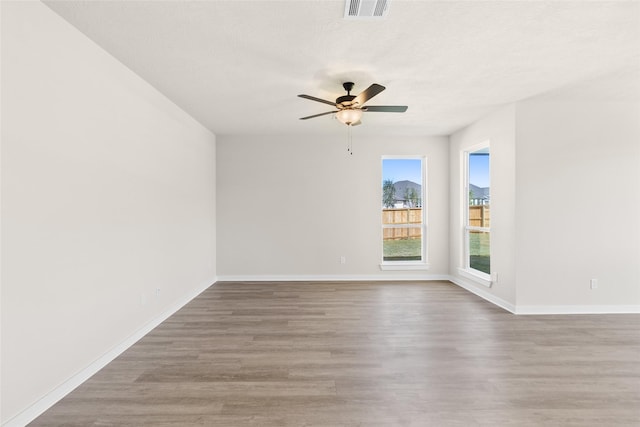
[468, 205, 490, 227]
[382, 208, 422, 240]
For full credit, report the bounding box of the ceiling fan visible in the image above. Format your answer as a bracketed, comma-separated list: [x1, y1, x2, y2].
[298, 82, 408, 126]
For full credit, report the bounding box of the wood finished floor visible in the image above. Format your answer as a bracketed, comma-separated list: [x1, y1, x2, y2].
[31, 281, 640, 426]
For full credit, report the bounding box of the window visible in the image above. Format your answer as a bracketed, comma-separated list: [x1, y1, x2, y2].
[463, 144, 491, 280]
[381, 157, 427, 269]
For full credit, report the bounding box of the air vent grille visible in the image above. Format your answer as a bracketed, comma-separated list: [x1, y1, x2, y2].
[344, 0, 390, 19]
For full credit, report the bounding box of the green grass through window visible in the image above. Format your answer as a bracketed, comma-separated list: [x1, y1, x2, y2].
[383, 238, 421, 261]
[469, 231, 490, 274]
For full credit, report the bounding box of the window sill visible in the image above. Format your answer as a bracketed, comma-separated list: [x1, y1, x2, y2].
[380, 262, 430, 271]
[458, 268, 492, 287]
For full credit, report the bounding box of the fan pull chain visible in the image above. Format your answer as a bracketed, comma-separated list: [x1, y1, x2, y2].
[347, 125, 354, 155]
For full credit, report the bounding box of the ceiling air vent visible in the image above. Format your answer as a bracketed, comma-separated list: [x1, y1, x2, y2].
[344, 0, 390, 19]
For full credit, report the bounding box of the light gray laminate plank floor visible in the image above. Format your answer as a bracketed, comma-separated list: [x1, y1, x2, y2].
[30, 281, 640, 426]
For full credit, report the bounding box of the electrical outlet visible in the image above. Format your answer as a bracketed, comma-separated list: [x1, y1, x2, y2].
[340, 256, 346, 264]
[155, 288, 161, 297]
[491, 272, 498, 283]
[590, 279, 598, 289]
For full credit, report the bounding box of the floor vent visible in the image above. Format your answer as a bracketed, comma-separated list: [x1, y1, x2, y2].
[344, 0, 390, 19]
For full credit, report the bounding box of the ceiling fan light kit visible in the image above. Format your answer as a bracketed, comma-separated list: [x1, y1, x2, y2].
[298, 81, 407, 127]
[336, 108, 362, 126]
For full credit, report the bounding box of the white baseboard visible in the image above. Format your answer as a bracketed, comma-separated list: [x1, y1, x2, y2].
[216, 274, 451, 282]
[515, 305, 640, 315]
[2, 277, 216, 427]
[448, 276, 516, 313]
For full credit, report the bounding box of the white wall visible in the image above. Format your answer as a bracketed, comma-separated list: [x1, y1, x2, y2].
[449, 105, 517, 309]
[514, 68, 640, 311]
[1, 2, 216, 424]
[448, 67, 640, 313]
[216, 134, 449, 279]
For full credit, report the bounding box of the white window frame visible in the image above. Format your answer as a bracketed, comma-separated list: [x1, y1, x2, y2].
[380, 155, 429, 271]
[458, 142, 492, 286]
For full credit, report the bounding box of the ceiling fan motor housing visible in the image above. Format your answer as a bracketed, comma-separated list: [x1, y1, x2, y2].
[336, 94, 356, 107]
[337, 82, 356, 108]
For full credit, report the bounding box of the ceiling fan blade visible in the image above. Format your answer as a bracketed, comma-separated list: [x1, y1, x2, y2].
[298, 94, 336, 107]
[364, 105, 408, 113]
[352, 83, 385, 106]
[299, 111, 338, 120]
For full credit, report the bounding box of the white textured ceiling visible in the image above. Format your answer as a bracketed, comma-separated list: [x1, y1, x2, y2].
[44, 1, 640, 137]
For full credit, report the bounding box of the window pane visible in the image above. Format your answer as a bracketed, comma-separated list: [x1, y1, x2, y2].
[468, 151, 490, 226]
[469, 230, 490, 274]
[382, 159, 422, 210]
[383, 227, 422, 261]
